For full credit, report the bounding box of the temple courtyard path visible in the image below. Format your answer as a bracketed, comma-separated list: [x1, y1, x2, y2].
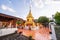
[18, 28, 51, 40]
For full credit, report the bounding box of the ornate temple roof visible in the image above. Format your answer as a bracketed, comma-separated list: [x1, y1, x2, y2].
[0, 13, 25, 21]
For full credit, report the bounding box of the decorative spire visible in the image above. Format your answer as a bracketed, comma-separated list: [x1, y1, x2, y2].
[29, 0, 31, 11]
[26, 0, 33, 18]
[27, 10, 33, 18]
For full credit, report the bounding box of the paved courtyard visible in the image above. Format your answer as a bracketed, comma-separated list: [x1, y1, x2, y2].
[18, 27, 51, 40]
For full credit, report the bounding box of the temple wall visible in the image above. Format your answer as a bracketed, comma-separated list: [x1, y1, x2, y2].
[0, 20, 17, 28]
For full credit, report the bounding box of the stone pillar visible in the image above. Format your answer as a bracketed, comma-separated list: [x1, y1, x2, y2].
[16, 23, 18, 28]
[12, 20, 17, 28]
[0, 21, 2, 28]
[8, 22, 12, 28]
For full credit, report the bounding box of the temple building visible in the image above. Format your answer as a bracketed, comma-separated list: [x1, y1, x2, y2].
[25, 10, 36, 27]
[0, 13, 24, 28]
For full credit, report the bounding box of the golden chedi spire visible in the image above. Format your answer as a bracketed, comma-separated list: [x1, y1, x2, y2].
[25, 9, 35, 27]
[27, 9, 34, 19]
[25, 0, 35, 27]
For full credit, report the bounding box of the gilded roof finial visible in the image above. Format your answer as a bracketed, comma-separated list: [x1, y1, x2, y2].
[26, 0, 33, 18]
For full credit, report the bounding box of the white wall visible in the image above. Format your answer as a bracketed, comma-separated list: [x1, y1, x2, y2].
[0, 28, 17, 36]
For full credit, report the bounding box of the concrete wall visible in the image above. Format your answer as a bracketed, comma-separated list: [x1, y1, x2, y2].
[0, 28, 17, 36]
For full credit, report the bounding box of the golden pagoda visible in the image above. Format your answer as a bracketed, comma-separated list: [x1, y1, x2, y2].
[25, 9, 35, 27]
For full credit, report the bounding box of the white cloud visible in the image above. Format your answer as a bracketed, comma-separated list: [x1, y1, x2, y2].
[1, 5, 7, 10]
[32, 0, 60, 7]
[45, 0, 60, 4]
[1, 4, 16, 13]
[32, 0, 44, 8]
[31, 0, 60, 19]
[53, 0, 60, 1]
[7, 7, 16, 13]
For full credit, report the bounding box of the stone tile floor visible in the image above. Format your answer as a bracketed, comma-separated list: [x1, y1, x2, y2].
[18, 27, 51, 40]
[0, 27, 51, 40]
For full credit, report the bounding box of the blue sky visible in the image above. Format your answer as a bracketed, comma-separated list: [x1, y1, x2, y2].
[0, 0, 60, 20]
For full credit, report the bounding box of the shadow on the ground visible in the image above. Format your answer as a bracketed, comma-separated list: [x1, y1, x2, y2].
[0, 32, 34, 40]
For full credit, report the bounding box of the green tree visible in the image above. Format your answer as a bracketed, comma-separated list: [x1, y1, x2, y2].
[16, 20, 23, 25]
[49, 20, 54, 22]
[54, 12, 60, 25]
[38, 16, 49, 27]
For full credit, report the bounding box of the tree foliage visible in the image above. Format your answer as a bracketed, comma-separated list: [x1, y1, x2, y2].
[49, 20, 54, 22]
[38, 16, 49, 26]
[16, 20, 23, 25]
[54, 12, 60, 25]
[38, 16, 49, 23]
